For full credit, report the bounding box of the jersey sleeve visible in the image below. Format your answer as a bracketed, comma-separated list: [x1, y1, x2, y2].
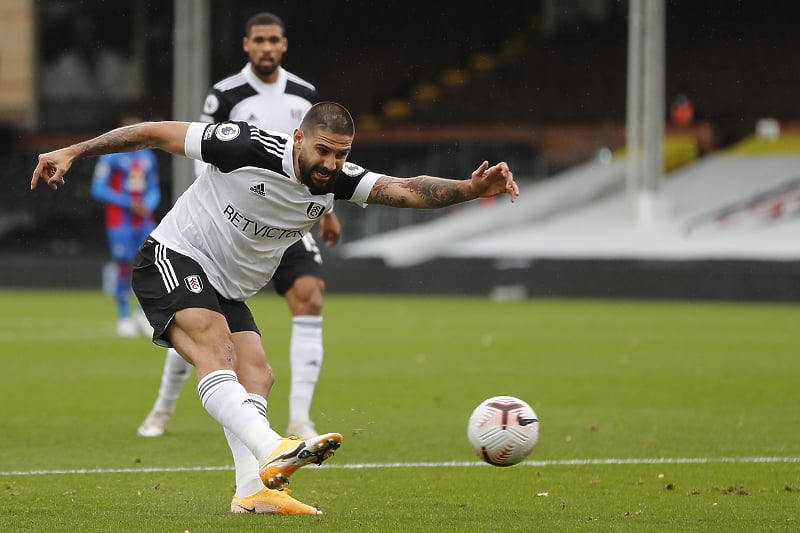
[333, 162, 381, 206]
[184, 122, 209, 161]
[185, 121, 286, 174]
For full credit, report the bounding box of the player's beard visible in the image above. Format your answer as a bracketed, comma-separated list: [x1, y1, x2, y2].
[253, 62, 278, 77]
[297, 153, 335, 195]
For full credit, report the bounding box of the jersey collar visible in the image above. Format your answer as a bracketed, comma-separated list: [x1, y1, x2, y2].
[241, 64, 287, 94]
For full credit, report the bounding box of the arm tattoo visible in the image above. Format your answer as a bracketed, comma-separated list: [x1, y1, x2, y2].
[74, 124, 151, 159]
[373, 176, 470, 208]
[371, 177, 409, 207]
[402, 176, 469, 208]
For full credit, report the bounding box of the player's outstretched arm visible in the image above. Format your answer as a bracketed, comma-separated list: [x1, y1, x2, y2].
[31, 121, 191, 191]
[367, 161, 518, 208]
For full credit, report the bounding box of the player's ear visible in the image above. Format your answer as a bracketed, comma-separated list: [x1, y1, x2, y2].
[242, 36, 249, 53]
[293, 128, 302, 143]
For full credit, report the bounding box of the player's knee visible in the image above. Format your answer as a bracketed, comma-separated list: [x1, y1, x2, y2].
[301, 292, 323, 316]
[264, 365, 275, 390]
[238, 358, 274, 394]
[286, 276, 325, 315]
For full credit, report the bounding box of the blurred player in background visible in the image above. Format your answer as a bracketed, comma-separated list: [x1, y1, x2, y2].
[91, 110, 160, 337]
[31, 101, 518, 514]
[136, 12, 341, 440]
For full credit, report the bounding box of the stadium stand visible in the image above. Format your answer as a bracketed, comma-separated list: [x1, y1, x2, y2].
[2, 0, 799, 300]
[338, 130, 800, 301]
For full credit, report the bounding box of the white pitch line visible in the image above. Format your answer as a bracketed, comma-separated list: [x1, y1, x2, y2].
[1, 456, 798, 477]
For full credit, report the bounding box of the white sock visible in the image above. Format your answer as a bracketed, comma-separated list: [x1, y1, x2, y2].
[226, 393, 268, 497]
[289, 315, 323, 423]
[197, 370, 281, 461]
[153, 348, 192, 414]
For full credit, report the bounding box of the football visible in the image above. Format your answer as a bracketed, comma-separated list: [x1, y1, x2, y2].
[467, 395, 539, 466]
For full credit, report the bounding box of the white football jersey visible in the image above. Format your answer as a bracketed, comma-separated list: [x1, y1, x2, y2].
[151, 121, 380, 300]
[196, 64, 316, 177]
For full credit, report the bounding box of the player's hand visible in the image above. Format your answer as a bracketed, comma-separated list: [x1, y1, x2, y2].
[318, 212, 342, 247]
[131, 199, 153, 218]
[471, 161, 518, 203]
[31, 150, 73, 191]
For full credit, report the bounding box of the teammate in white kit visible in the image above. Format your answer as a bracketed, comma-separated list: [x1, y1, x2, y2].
[31, 101, 519, 515]
[137, 12, 337, 441]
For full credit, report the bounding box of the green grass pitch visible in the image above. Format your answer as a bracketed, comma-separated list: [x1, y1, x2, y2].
[1, 290, 798, 532]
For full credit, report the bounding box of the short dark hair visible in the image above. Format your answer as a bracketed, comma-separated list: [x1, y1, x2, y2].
[244, 12, 285, 37]
[300, 102, 355, 137]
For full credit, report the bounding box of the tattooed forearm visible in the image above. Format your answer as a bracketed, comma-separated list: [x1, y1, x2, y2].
[372, 176, 471, 208]
[403, 176, 471, 207]
[74, 124, 153, 159]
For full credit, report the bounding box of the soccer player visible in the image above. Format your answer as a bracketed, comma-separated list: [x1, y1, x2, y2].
[90, 111, 160, 337]
[137, 12, 339, 439]
[31, 101, 519, 514]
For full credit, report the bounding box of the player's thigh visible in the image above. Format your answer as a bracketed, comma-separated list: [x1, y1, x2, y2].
[132, 238, 227, 347]
[168, 307, 235, 375]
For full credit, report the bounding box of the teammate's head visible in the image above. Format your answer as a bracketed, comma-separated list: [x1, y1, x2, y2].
[294, 102, 355, 194]
[243, 12, 287, 81]
[245, 12, 285, 36]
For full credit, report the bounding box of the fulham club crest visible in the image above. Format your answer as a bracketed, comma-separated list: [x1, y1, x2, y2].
[184, 275, 204, 293]
[307, 203, 325, 219]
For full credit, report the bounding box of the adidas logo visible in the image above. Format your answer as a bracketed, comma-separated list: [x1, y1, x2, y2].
[249, 183, 266, 197]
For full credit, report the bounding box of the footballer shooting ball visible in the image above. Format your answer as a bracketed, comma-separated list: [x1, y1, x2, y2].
[467, 395, 539, 466]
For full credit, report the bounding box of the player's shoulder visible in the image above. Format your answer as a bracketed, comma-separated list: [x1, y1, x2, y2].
[204, 120, 290, 150]
[283, 69, 316, 92]
[283, 69, 318, 103]
[205, 71, 258, 118]
[213, 71, 249, 92]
